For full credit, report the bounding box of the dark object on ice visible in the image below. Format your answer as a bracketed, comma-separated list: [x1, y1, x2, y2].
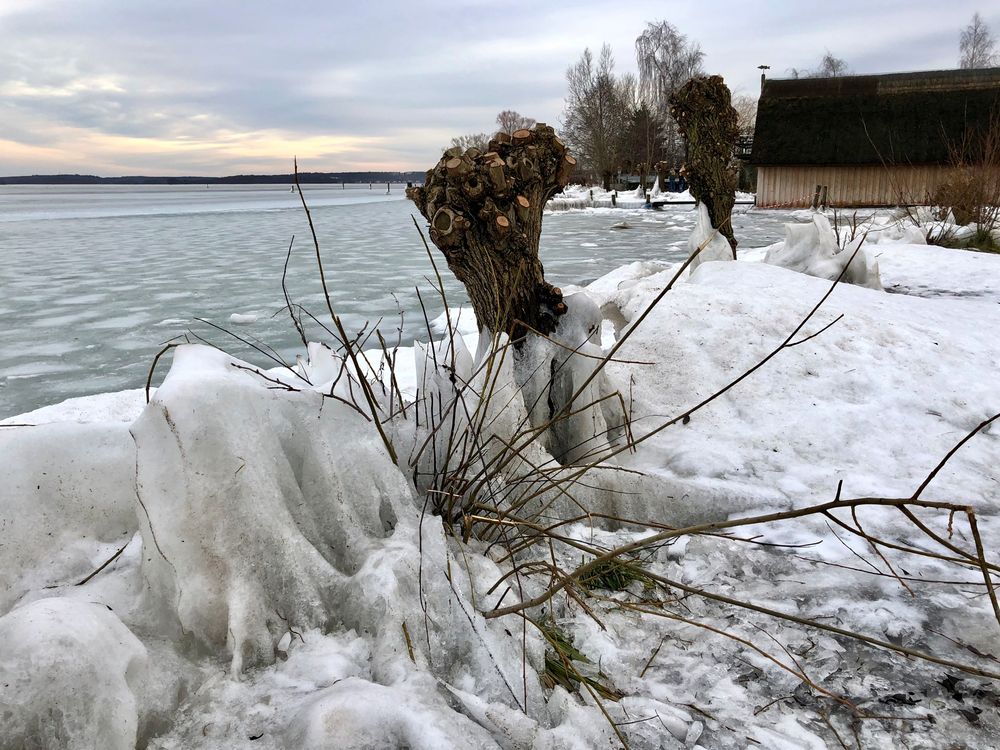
[669, 75, 740, 256]
[940, 673, 966, 702]
[880, 692, 920, 706]
[957, 707, 983, 724]
[407, 124, 575, 339]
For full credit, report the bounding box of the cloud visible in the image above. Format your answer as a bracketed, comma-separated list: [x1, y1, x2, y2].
[0, 0, 996, 175]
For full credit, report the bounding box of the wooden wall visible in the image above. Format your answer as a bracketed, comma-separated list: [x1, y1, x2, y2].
[756, 165, 950, 207]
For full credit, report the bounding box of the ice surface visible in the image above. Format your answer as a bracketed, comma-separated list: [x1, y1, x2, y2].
[2, 185, 794, 418]
[0, 598, 147, 750]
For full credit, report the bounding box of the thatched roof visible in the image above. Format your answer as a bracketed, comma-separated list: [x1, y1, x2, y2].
[751, 68, 1000, 166]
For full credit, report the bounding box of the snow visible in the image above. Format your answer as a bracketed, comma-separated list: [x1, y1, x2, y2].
[0, 598, 148, 750]
[686, 203, 733, 270]
[547, 185, 756, 212]
[0, 387, 147, 425]
[3, 204, 1000, 748]
[763, 212, 882, 289]
[0, 421, 137, 612]
[596, 255, 998, 504]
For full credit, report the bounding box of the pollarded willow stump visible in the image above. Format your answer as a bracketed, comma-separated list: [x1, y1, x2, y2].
[669, 75, 740, 257]
[407, 123, 576, 339]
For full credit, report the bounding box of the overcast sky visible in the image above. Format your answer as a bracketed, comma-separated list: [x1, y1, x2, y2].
[0, 0, 995, 176]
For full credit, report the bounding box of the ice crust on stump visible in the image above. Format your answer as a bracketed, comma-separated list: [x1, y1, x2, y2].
[0, 598, 147, 750]
[407, 123, 576, 339]
[765, 213, 883, 290]
[517, 292, 624, 465]
[687, 203, 735, 272]
[130, 345, 545, 717]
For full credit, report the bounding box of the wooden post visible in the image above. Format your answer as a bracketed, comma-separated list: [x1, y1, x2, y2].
[611, 192, 617, 207]
[819, 185, 829, 209]
[812, 185, 821, 210]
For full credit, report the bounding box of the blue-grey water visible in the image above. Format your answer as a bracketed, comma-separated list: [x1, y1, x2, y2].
[0, 184, 791, 417]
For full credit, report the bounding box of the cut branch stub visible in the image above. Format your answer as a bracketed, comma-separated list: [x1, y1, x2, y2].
[408, 122, 573, 339]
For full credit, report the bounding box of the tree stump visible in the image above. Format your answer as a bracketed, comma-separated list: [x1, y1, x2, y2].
[407, 123, 576, 339]
[669, 75, 740, 256]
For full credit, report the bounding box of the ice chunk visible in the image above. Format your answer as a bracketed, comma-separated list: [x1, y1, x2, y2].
[0, 422, 137, 612]
[131, 345, 413, 673]
[227, 312, 258, 324]
[687, 203, 733, 272]
[517, 292, 624, 464]
[0, 598, 147, 750]
[430, 305, 479, 337]
[284, 676, 498, 749]
[765, 213, 882, 289]
[130, 344, 545, 723]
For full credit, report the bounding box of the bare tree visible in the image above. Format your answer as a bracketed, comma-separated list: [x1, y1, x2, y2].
[961, 12, 998, 68]
[815, 51, 849, 77]
[447, 133, 490, 152]
[788, 51, 851, 79]
[731, 94, 758, 140]
[496, 110, 536, 135]
[562, 45, 631, 189]
[635, 20, 704, 164]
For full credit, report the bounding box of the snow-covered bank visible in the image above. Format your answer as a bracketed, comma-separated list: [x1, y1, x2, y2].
[547, 184, 755, 211]
[3, 210, 1000, 748]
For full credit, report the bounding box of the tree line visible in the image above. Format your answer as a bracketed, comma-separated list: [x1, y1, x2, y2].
[449, 13, 996, 192]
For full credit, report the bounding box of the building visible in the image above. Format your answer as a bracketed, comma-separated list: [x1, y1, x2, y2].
[751, 68, 1000, 208]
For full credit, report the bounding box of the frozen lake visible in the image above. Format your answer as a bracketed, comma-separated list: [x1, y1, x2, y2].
[0, 184, 792, 417]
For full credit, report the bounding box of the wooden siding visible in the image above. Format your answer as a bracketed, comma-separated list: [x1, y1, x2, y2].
[756, 165, 951, 207]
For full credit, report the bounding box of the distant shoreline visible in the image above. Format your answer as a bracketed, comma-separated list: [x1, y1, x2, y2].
[0, 171, 425, 186]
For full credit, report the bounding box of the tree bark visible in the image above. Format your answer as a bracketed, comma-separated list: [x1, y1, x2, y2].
[669, 75, 740, 256]
[407, 123, 575, 339]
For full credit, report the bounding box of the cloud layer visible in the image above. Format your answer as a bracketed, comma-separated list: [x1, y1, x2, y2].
[0, 0, 993, 175]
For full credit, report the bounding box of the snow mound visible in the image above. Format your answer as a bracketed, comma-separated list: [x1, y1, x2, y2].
[0, 388, 147, 425]
[131, 345, 407, 670]
[130, 344, 549, 743]
[606, 257, 999, 503]
[765, 213, 882, 289]
[0, 598, 148, 750]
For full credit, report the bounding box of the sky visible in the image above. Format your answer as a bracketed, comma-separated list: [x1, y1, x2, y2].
[0, 0, 996, 176]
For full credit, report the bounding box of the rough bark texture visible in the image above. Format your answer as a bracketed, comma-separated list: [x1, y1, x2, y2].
[407, 124, 576, 339]
[669, 75, 740, 255]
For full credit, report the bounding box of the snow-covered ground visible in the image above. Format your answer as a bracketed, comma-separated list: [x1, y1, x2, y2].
[2, 206, 999, 749]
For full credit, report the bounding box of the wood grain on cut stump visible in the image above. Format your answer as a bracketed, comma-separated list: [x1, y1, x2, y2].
[407, 123, 575, 339]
